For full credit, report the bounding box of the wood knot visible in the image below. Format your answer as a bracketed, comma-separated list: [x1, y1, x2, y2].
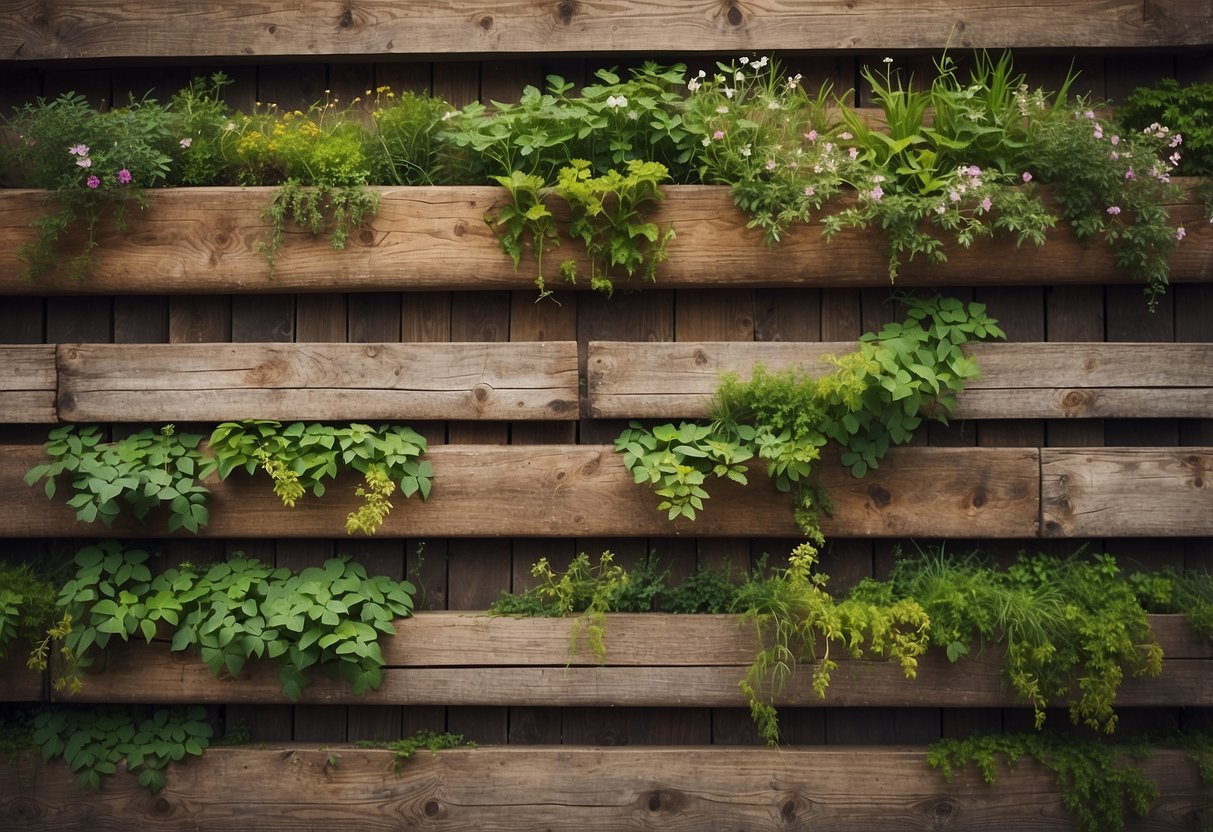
[267, 23, 277, 34]
[1044, 519, 1062, 536]
[580, 456, 601, 477]
[424, 800, 441, 817]
[359, 228, 375, 245]
[454, 220, 468, 237]
[338, 9, 354, 27]
[472, 383, 490, 403]
[155, 798, 172, 814]
[58, 392, 76, 415]
[9, 798, 40, 820]
[780, 799, 797, 821]
[214, 231, 230, 247]
[644, 790, 683, 813]
[1061, 389, 1090, 414]
[479, 15, 493, 30]
[693, 348, 709, 366]
[547, 398, 575, 415]
[363, 345, 379, 358]
[1195, 477, 1205, 489]
[558, 0, 577, 23]
[932, 798, 956, 818]
[726, 3, 743, 25]
[970, 489, 987, 509]
[867, 484, 892, 508]
[246, 357, 288, 386]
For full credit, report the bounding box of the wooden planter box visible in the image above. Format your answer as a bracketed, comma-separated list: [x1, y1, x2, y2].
[0, 183, 1208, 294]
[46, 612, 1212, 709]
[0, 745, 1204, 831]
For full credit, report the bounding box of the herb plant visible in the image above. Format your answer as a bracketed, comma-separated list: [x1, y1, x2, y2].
[616, 294, 1003, 537]
[0, 564, 57, 659]
[24, 424, 215, 533]
[1119, 78, 1212, 177]
[356, 730, 475, 772]
[33, 705, 211, 794]
[208, 420, 432, 535]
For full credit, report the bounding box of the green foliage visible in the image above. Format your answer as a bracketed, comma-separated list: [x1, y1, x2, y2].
[259, 179, 380, 274]
[208, 420, 431, 535]
[734, 541, 929, 745]
[366, 87, 451, 186]
[6, 90, 175, 279]
[928, 732, 1159, 832]
[24, 424, 216, 533]
[1119, 78, 1213, 177]
[616, 295, 1003, 534]
[487, 169, 560, 297]
[858, 548, 1162, 733]
[32, 541, 416, 701]
[1132, 567, 1213, 642]
[0, 564, 57, 659]
[356, 730, 475, 773]
[167, 72, 237, 186]
[32, 705, 211, 794]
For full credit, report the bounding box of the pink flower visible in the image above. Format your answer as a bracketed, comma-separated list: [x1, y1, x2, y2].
[949, 191, 960, 203]
[1083, 109, 1096, 120]
[1022, 171, 1033, 183]
[1110, 135, 1120, 146]
[848, 147, 858, 160]
[68, 144, 89, 156]
[1176, 226, 1187, 240]
[935, 204, 946, 215]
[804, 130, 818, 142]
[712, 130, 725, 140]
[869, 185, 884, 201]
[1093, 125, 1104, 140]
[75, 157, 92, 168]
[965, 165, 982, 177]
[86, 175, 100, 189]
[117, 168, 132, 184]
[1107, 205, 1121, 216]
[981, 197, 992, 211]
[804, 186, 815, 197]
[1125, 168, 1135, 180]
[765, 159, 777, 171]
[1170, 133, 1183, 148]
[179, 137, 192, 148]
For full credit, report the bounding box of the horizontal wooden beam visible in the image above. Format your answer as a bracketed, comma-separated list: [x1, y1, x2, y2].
[56, 342, 580, 422]
[54, 614, 1208, 708]
[588, 341, 1213, 420]
[1, 185, 1209, 294]
[1041, 448, 1213, 537]
[0, 746, 1203, 831]
[0, 345, 56, 423]
[3, 1, 1208, 60]
[0, 443, 1041, 538]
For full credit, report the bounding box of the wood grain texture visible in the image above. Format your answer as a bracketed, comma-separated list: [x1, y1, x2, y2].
[0, 745, 1202, 831]
[0, 444, 1040, 538]
[3, 1, 1208, 60]
[56, 341, 580, 421]
[588, 341, 1213, 419]
[0, 651, 43, 702]
[1, 184, 1209, 294]
[1041, 448, 1213, 537]
[0, 345, 56, 422]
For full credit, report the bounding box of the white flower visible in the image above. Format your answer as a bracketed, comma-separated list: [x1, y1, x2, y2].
[724, 88, 735, 100]
[740, 144, 752, 157]
[754, 56, 768, 69]
[687, 78, 701, 92]
[716, 106, 730, 114]
[735, 71, 745, 82]
[739, 57, 750, 66]
[606, 94, 628, 109]
[179, 137, 192, 148]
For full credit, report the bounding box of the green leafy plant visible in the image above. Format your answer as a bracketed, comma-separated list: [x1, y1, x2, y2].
[208, 420, 431, 535]
[616, 294, 1003, 537]
[356, 730, 475, 773]
[0, 564, 57, 659]
[1119, 78, 1212, 177]
[24, 424, 215, 533]
[1131, 566, 1213, 641]
[487, 169, 560, 297]
[32, 705, 211, 793]
[32, 541, 416, 701]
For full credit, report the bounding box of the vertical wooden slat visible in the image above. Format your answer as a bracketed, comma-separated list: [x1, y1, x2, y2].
[1045, 285, 1105, 447]
[113, 298, 168, 343]
[296, 295, 346, 342]
[232, 296, 294, 342]
[348, 293, 402, 342]
[47, 297, 112, 343]
[975, 287, 1045, 448]
[168, 296, 231, 343]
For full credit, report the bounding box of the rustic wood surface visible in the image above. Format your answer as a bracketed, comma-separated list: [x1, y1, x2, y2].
[1041, 448, 1213, 537]
[0, 651, 43, 702]
[0, 746, 1204, 831]
[3, 0, 1208, 60]
[0, 345, 56, 423]
[56, 341, 580, 422]
[588, 341, 1213, 420]
[0, 444, 1041, 538]
[49, 614, 1209, 708]
[1, 185, 1209, 294]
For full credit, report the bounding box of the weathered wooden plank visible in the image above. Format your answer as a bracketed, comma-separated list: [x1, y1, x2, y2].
[4, 0, 1208, 60]
[1, 185, 1209, 294]
[0, 343, 56, 422]
[0, 745, 1203, 832]
[0, 651, 43, 702]
[53, 633, 1212, 707]
[1041, 448, 1213, 537]
[56, 341, 581, 422]
[588, 341, 1213, 420]
[0, 444, 1040, 538]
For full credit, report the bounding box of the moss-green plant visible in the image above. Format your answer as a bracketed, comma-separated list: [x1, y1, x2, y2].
[0, 564, 57, 659]
[209, 420, 431, 535]
[24, 424, 216, 533]
[356, 730, 475, 773]
[616, 294, 1002, 537]
[32, 705, 211, 794]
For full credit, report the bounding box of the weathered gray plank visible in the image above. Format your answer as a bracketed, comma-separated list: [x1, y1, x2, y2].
[57, 342, 580, 421]
[0, 345, 56, 423]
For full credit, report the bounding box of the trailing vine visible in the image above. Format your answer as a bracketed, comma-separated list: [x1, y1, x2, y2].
[615, 294, 1003, 538]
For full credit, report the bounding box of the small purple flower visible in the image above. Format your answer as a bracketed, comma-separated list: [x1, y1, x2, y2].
[869, 185, 884, 201]
[804, 129, 818, 142]
[765, 159, 777, 171]
[965, 165, 982, 177]
[76, 157, 92, 169]
[86, 175, 100, 189]
[1170, 133, 1183, 148]
[117, 168, 132, 185]
[804, 186, 815, 197]
[1093, 125, 1104, 140]
[848, 147, 858, 160]
[68, 144, 89, 157]
[1083, 109, 1096, 120]
[1022, 171, 1033, 183]
[712, 130, 725, 140]
[1107, 205, 1121, 216]
[1176, 226, 1187, 241]
[949, 191, 960, 203]
[179, 137, 192, 149]
[981, 197, 992, 212]
[1125, 168, 1136, 180]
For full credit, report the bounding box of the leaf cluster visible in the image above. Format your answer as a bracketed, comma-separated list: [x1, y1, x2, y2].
[36, 541, 416, 701]
[209, 420, 432, 535]
[0, 563, 58, 659]
[616, 295, 1003, 534]
[33, 705, 212, 794]
[25, 425, 215, 533]
[1119, 78, 1213, 177]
